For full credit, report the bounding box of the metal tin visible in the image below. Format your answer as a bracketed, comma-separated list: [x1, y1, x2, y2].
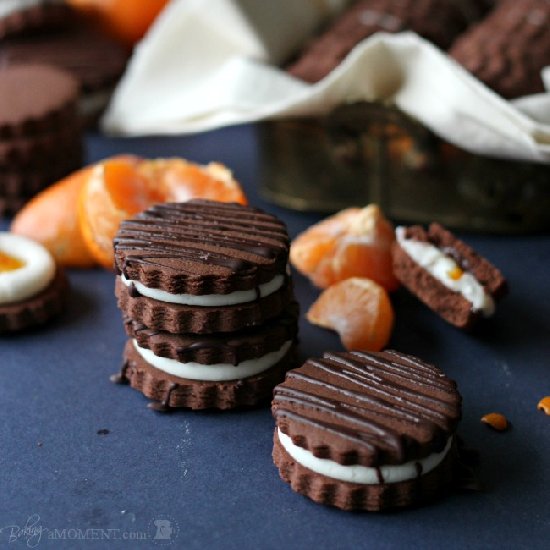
[258, 102, 550, 233]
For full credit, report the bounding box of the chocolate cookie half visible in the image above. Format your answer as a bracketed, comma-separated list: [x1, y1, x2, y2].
[392, 223, 507, 329]
[0, 233, 68, 332]
[114, 200, 293, 333]
[272, 350, 461, 511]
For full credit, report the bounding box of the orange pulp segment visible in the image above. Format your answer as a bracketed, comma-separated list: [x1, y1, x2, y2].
[78, 157, 248, 269]
[307, 277, 395, 352]
[0, 251, 25, 272]
[290, 204, 399, 292]
[11, 167, 97, 267]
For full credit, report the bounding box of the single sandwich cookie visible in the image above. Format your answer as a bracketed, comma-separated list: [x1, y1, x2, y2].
[123, 302, 298, 366]
[272, 350, 462, 511]
[0, 232, 68, 331]
[392, 223, 507, 329]
[117, 336, 298, 411]
[114, 200, 294, 334]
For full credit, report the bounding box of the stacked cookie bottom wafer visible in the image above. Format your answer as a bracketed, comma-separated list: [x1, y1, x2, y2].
[112, 200, 299, 410]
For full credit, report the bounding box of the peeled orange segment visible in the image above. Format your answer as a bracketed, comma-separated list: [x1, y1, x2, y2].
[78, 156, 143, 269]
[307, 277, 395, 352]
[290, 205, 399, 292]
[11, 167, 96, 267]
[78, 157, 248, 269]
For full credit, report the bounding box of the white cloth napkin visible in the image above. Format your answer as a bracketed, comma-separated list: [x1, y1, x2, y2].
[102, 0, 550, 163]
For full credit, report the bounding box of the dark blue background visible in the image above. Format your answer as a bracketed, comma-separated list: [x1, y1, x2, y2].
[1, 125, 549, 549]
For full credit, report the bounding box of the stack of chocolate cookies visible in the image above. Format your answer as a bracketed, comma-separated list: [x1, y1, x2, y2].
[112, 200, 299, 411]
[0, 64, 83, 215]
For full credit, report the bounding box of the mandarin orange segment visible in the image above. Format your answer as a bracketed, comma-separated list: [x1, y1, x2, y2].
[290, 205, 399, 292]
[11, 167, 97, 267]
[307, 277, 395, 352]
[78, 156, 142, 269]
[68, 0, 169, 47]
[78, 157, 248, 269]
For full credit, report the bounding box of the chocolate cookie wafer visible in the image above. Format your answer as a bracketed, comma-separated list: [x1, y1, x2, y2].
[450, 0, 550, 98]
[114, 200, 293, 333]
[288, 0, 491, 83]
[392, 223, 507, 329]
[272, 350, 462, 511]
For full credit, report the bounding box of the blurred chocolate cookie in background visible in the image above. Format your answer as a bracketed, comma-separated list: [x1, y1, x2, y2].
[288, 0, 493, 83]
[0, 64, 83, 215]
[0, 0, 72, 39]
[451, 0, 550, 98]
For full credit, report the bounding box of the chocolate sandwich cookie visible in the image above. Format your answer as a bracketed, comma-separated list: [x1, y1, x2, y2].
[117, 305, 298, 410]
[119, 338, 297, 411]
[114, 200, 293, 334]
[288, 0, 490, 83]
[392, 223, 507, 329]
[0, 22, 128, 124]
[450, 0, 550, 98]
[0, 64, 83, 214]
[0, 232, 68, 332]
[123, 303, 298, 366]
[272, 350, 462, 511]
[0, 1, 72, 40]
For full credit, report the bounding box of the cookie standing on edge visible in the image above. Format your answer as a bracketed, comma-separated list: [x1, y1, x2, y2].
[392, 223, 507, 329]
[112, 200, 299, 410]
[0, 232, 68, 332]
[272, 350, 462, 512]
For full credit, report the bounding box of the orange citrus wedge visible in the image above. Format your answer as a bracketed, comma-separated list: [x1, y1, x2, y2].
[307, 277, 394, 352]
[290, 204, 399, 292]
[78, 157, 248, 269]
[11, 167, 97, 267]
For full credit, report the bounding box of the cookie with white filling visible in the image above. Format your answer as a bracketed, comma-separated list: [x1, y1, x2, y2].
[392, 223, 507, 329]
[0, 232, 67, 331]
[272, 350, 461, 511]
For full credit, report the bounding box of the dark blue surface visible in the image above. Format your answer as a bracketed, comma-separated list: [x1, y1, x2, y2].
[1, 125, 549, 549]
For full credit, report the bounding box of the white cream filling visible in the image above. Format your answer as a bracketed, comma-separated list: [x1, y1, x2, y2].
[0, 233, 56, 304]
[121, 273, 285, 307]
[278, 429, 453, 485]
[133, 339, 292, 382]
[396, 227, 495, 316]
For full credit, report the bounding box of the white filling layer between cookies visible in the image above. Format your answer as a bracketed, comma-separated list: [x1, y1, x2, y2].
[396, 227, 495, 316]
[278, 429, 453, 485]
[0, 233, 56, 305]
[133, 339, 292, 382]
[121, 273, 285, 307]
